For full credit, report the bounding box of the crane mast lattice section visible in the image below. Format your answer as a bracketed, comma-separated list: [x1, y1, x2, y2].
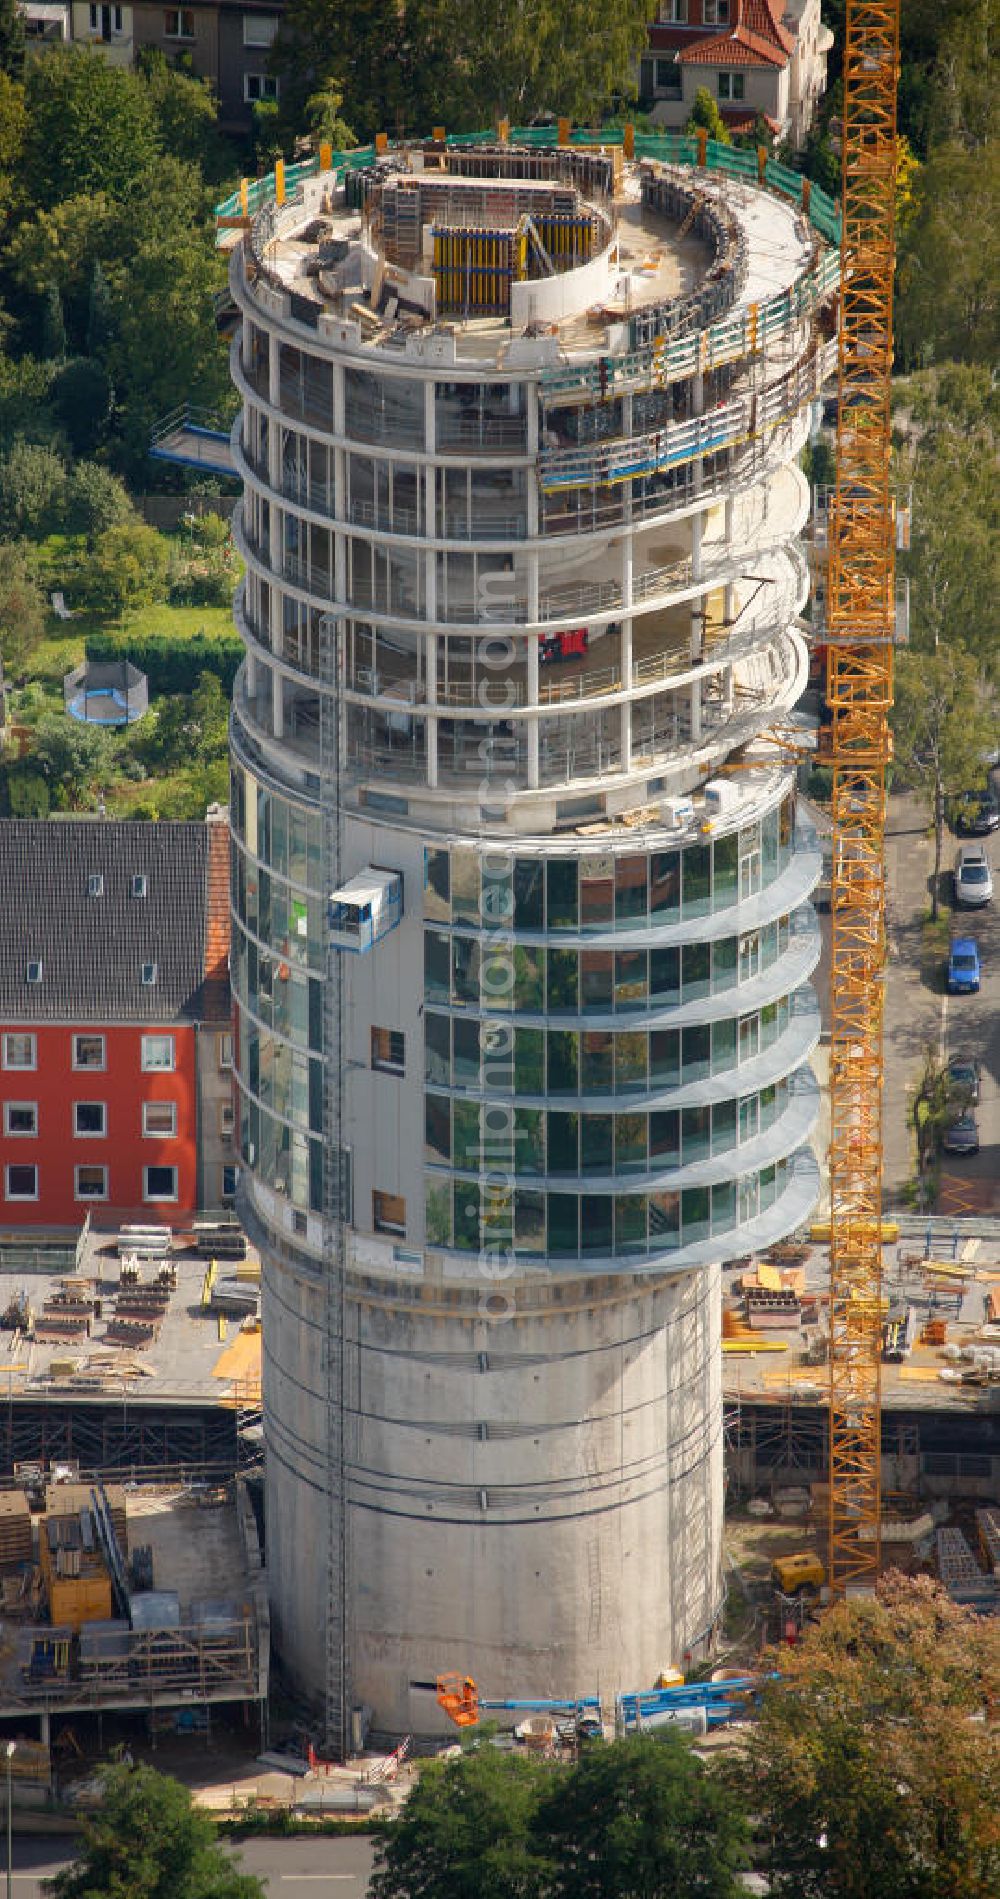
[826, 0, 900, 1591]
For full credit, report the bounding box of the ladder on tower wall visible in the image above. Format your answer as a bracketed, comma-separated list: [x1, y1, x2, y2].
[319, 609, 351, 1758]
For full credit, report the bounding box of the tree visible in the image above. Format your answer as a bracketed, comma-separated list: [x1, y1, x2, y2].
[304, 80, 357, 152]
[686, 86, 731, 146]
[370, 1745, 552, 1899]
[273, 0, 656, 141]
[0, 69, 27, 227]
[138, 670, 230, 773]
[896, 423, 999, 681]
[896, 138, 1000, 366]
[46, 1762, 265, 1898]
[41, 281, 66, 361]
[86, 258, 114, 355]
[0, 440, 67, 537]
[892, 643, 997, 919]
[453, 0, 656, 126]
[3, 765, 50, 817]
[64, 461, 134, 540]
[533, 1732, 749, 1899]
[104, 215, 230, 475]
[30, 715, 114, 812]
[52, 356, 114, 457]
[23, 45, 161, 212]
[0, 538, 46, 673]
[742, 1574, 1000, 1899]
[911, 1050, 953, 1173]
[0, 0, 25, 85]
[87, 520, 171, 618]
[139, 50, 231, 182]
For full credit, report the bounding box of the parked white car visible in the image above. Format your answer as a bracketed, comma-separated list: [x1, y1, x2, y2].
[954, 844, 993, 907]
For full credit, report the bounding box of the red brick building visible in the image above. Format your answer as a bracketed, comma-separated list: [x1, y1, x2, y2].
[0, 812, 234, 1228]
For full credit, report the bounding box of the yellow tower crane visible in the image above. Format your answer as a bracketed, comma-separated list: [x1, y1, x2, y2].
[826, 0, 901, 1592]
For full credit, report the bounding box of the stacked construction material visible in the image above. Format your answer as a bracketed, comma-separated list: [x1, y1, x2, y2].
[211, 1277, 259, 1318]
[745, 1285, 801, 1330]
[40, 1514, 112, 1629]
[0, 1489, 32, 1572]
[935, 1527, 982, 1588]
[34, 1281, 94, 1343]
[976, 1506, 1000, 1578]
[45, 1483, 127, 1553]
[105, 1273, 172, 1348]
[116, 1226, 170, 1260]
[191, 1221, 247, 1261]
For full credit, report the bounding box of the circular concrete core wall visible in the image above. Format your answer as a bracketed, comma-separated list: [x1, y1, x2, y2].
[262, 1259, 723, 1734]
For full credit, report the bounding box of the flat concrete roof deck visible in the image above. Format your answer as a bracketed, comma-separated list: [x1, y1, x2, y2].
[723, 1235, 1000, 1417]
[0, 1235, 260, 1413]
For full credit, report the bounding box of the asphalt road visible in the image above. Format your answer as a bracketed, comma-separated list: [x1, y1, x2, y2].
[882, 791, 1000, 1211]
[938, 836, 1000, 1216]
[7, 1832, 376, 1897]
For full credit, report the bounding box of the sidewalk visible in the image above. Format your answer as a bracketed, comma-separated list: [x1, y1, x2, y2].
[883, 791, 941, 1197]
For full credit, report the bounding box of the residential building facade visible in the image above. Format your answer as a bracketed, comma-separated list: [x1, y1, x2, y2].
[0, 811, 234, 1227]
[640, 0, 833, 145]
[24, 0, 282, 131]
[128, 0, 280, 131]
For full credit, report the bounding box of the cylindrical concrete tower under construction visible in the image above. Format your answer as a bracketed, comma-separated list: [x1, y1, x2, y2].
[226, 134, 833, 1740]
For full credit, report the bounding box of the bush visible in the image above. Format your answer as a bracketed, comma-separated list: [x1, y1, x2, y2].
[190, 510, 230, 550]
[2, 765, 51, 817]
[86, 520, 171, 617]
[64, 461, 135, 540]
[86, 627, 242, 695]
[0, 438, 67, 537]
[0, 540, 47, 675]
[169, 563, 235, 608]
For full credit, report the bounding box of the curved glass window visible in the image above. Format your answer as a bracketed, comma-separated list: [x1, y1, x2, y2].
[424, 1158, 791, 1260]
[426, 931, 801, 1016]
[423, 810, 799, 935]
[422, 996, 795, 1096]
[424, 1084, 790, 1179]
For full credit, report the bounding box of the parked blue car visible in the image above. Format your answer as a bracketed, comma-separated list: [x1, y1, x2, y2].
[947, 938, 981, 994]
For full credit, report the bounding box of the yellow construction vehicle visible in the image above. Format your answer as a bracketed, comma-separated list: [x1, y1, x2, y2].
[771, 1552, 826, 1596]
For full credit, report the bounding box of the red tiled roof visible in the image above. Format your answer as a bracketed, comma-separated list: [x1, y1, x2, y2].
[743, 0, 795, 54]
[676, 26, 787, 67]
[675, 0, 794, 68]
[719, 108, 782, 134]
[201, 804, 232, 1025]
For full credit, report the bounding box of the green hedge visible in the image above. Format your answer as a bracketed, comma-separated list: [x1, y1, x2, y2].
[86, 630, 242, 695]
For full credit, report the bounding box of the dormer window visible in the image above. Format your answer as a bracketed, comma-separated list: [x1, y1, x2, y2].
[26, 960, 42, 984]
[88, 874, 104, 898]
